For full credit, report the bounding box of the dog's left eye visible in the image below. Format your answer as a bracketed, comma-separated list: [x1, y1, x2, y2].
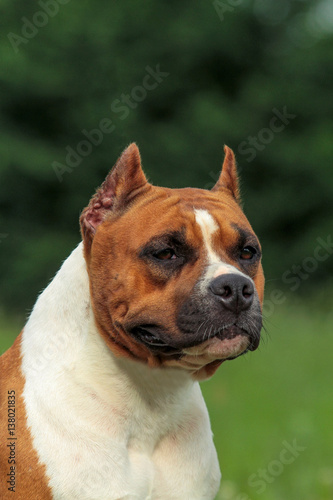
[240, 246, 257, 260]
[154, 248, 177, 260]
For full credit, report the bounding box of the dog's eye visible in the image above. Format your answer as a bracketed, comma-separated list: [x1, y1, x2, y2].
[240, 246, 257, 260]
[154, 248, 177, 261]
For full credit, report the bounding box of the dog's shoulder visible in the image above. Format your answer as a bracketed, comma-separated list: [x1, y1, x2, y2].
[0, 333, 52, 499]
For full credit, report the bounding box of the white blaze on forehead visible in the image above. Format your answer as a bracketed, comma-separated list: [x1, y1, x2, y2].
[194, 209, 220, 264]
[194, 208, 247, 280]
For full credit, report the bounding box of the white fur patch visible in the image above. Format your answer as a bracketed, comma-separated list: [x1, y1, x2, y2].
[21, 243, 221, 499]
[194, 208, 245, 282]
[194, 209, 219, 265]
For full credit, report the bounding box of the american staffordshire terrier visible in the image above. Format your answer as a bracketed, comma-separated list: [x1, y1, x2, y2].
[0, 143, 264, 499]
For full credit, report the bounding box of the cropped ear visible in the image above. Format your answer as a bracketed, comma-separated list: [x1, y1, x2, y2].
[80, 143, 149, 245]
[211, 145, 240, 203]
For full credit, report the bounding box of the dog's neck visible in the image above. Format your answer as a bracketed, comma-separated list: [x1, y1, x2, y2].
[21, 244, 194, 418]
[16, 243, 220, 500]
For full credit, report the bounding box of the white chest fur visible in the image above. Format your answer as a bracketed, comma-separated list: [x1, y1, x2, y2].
[21, 244, 221, 499]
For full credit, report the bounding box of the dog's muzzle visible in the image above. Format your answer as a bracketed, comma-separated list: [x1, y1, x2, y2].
[128, 273, 262, 362]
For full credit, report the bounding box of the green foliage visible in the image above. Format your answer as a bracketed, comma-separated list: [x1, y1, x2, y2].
[0, 0, 333, 310]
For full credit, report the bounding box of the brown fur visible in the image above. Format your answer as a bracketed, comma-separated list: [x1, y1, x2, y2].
[0, 143, 264, 497]
[0, 334, 52, 499]
[212, 145, 241, 203]
[80, 144, 264, 375]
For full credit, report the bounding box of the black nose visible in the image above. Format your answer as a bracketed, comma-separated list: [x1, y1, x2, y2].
[209, 273, 254, 313]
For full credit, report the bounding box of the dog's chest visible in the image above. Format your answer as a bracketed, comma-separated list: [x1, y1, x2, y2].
[22, 346, 220, 500]
[32, 383, 220, 500]
[18, 246, 221, 499]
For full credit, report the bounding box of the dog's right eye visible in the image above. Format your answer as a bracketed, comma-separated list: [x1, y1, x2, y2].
[153, 248, 177, 261]
[240, 246, 257, 260]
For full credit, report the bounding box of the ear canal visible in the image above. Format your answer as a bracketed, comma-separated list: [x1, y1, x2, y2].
[80, 143, 149, 246]
[211, 145, 241, 203]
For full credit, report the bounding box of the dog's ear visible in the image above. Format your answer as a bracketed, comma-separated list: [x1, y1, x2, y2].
[211, 145, 241, 203]
[80, 143, 149, 244]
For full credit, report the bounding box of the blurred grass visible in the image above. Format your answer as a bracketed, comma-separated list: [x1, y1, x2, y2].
[0, 297, 332, 500]
[0, 312, 24, 356]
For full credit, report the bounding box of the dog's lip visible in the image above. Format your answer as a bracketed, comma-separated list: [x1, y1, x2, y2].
[129, 323, 260, 357]
[181, 331, 255, 367]
[129, 325, 183, 356]
[216, 323, 261, 353]
[218, 325, 260, 352]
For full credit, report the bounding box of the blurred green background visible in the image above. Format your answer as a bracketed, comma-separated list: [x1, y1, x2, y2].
[0, 0, 332, 498]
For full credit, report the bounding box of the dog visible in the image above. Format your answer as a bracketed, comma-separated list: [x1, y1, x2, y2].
[0, 143, 264, 499]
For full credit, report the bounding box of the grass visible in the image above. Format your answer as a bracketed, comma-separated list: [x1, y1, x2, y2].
[1, 295, 332, 499]
[0, 312, 24, 355]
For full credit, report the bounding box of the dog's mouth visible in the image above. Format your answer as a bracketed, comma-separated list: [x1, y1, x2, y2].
[129, 323, 260, 361]
[216, 324, 260, 354]
[130, 325, 183, 357]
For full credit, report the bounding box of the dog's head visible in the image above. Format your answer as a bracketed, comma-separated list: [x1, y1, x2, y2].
[80, 144, 264, 380]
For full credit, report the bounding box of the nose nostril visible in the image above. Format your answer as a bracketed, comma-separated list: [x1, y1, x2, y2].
[222, 285, 232, 298]
[242, 284, 253, 299]
[209, 274, 254, 312]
